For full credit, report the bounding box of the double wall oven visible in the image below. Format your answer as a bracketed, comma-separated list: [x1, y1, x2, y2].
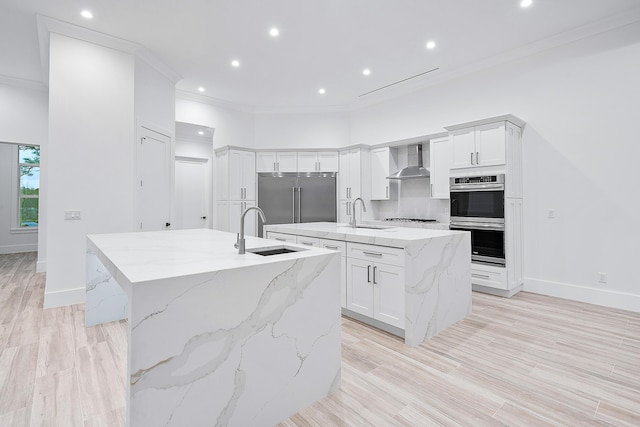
[449, 175, 505, 267]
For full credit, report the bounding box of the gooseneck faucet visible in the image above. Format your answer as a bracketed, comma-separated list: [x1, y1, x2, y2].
[350, 197, 366, 228]
[235, 206, 267, 254]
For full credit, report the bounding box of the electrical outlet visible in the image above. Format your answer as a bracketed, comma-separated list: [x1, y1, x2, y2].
[64, 210, 81, 220]
[598, 272, 607, 283]
[547, 209, 555, 219]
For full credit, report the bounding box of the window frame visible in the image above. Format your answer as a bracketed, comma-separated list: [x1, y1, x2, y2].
[11, 145, 40, 232]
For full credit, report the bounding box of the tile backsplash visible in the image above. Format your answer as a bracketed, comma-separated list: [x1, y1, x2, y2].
[370, 178, 450, 223]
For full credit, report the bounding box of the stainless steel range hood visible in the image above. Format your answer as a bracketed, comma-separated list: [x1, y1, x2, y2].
[387, 144, 430, 180]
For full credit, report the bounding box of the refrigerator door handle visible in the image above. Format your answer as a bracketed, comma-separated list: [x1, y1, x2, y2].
[292, 187, 296, 222]
[297, 187, 301, 223]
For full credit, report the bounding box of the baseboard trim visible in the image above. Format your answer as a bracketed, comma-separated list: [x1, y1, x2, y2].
[36, 260, 46, 273]
[43, 287, 85, 309]
[0, 244, 38, 254]
[524, 278, 640, 313]
[473, 283, 523, 298]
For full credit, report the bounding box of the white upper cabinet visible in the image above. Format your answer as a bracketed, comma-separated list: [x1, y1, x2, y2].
[218, 149, 255, 201]
[256, 151, 297, 173]
[370, 147, 397, 200]
[450, 122, 506, 170]
[297, 151, 338, 172]
[429, 136, 451, 199]
[339, 149, 362, 200]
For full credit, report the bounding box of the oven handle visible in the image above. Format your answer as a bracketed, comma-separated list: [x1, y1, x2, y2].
[450, 183, 504, 192]
[450, 223, 505, 231]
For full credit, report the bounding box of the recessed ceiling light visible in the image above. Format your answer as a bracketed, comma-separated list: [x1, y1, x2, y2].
[81, 10, 93, 19]
[363, 69, 371, 76]
[318, 88, 326, 95]
[198, 131, 204, 135]
[197, 86, 205, 92]
[269, 28, 280, 37]
[231, 60, 240, 67]
[426, 41, 436, 50]
[520, 0, 532, 7]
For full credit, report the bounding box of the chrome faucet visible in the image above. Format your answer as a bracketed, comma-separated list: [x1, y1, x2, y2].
[350, 197, 366, 228]
[235, 206, 267, 254]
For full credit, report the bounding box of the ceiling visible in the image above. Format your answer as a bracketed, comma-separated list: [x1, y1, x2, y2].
[1, 0, 640, 110]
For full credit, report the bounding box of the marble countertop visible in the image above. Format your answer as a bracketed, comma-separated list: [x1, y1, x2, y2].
[264, 222, 466, 249]
[87, 228, 332, 285]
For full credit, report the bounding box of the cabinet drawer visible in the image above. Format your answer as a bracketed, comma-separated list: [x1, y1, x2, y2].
[318, 238, 346, 255]
[471, 264, 507, 290]
[266, 231, 296, 244]
[347, 242, 404, 267]
[296, 235, 320, 247]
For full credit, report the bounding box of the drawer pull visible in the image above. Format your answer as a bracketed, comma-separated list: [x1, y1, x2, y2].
[373, 266, 378, 284]
[367, 265, 371, 283]
[301, 241, 314, 246]
[275, 237, 286, 242]
[472, 273, 491, 279]
[363, 251, 383, 257]
[324, 245, 339, 250]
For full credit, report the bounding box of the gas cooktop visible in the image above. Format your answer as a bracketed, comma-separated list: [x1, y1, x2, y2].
[384, 218, 437, 223]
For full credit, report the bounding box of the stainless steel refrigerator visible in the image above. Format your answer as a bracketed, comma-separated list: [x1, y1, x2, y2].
[257, 173, 337, 237]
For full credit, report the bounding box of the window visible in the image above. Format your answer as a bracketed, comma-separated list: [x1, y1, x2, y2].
[18, 145, 39, 227]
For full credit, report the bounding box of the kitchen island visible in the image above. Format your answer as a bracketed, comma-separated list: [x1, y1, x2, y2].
[85, 229, 341, 427]
[264, 222, 472, 347]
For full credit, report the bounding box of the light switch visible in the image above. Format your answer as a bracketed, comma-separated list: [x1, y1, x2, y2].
[547, 209, 555, 219]
[64, 210, 81, 220]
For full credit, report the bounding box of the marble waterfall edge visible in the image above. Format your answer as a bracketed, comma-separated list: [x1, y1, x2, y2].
[85, 246, 128, 326]
[403, 232, 472, 347]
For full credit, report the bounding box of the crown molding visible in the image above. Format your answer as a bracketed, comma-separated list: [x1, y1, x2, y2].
[348, 6, 640, 111]
[176, 90, 255, 114]
[36, 15, 181, 87]
[0, 74, 47, 92]
[251, 104, 350, 115]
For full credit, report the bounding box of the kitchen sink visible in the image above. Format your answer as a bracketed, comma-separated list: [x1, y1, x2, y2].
[247, 246, 304, 256]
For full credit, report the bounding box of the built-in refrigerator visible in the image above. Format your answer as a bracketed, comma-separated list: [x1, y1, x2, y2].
[257, 173, 337, 237]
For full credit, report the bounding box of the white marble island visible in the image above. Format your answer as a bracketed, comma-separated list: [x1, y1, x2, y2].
[264, 222, 472, 347]
[85, 229, 341, 427]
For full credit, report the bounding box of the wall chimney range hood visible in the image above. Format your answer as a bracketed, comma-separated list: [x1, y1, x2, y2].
[387, 144, 430, 180]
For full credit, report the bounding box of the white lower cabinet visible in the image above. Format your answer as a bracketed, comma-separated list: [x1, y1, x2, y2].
[318, 239, 347, 309]
[296, 235, 320, 247]
[346, 243, 405, 329]
[266, 231, 296, 244]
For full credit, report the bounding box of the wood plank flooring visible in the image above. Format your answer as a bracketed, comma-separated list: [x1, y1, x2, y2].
[1, 252, 639, 426]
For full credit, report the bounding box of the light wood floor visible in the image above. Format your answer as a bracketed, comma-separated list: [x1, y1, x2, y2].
[1, 252, 639, 426]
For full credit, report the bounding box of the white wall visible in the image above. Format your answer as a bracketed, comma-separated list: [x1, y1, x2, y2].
[0, 143, 38, 253]
[0, 82, 47, 262]
[45, 33, 136, 307]
[253, 111, 349, 149]
[175, 97, 254, 149]
[349, 23, 640, 311]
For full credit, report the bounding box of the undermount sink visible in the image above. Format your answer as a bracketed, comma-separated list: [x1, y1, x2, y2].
[247, 246, 304, 256]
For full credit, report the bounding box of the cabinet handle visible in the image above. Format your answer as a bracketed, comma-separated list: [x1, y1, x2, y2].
[324, 245, 339, 250]
[386, 186, 389, 198]
[363, 251, 383, 257]
[273, 162, 276, 172]
[373, 266, 378, 284]
[476, 151, 479, 165]
[472, 273, 491, 279]
[275, 237, 287, 242]
[348, 201, 352, 215]
[367, 265, 371, 283]
[470, 152, 474, 165]
[277, 161, 280, 171]
[430, 183, 433, 197]
[301, 241, 314, 246]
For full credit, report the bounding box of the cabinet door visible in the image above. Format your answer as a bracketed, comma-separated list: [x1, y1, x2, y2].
[429, 136, 451, 199]
[228, 151, 244, 200]
[243, 200, 257, 237]
[277, 152, 298, 172]
[256, 152, 277, 172]
[450, 128, 475, 170]
[242, 152, 256, 200]
[228, 200, 243, 234]
[349, 150, 362, 198]
[318, 152, 339, 172]
[216, 151, 229, 200]
[215, 201, 229, 231]
[475, 122, 506, 167]
[373, 263, 405, 329]
[370, 147, 390, 200]
[338, 200, 351, 224]
[346, 258, 374, 317]
[297, 152, 318, 172]
[338, 151, 351, 199]
[266, 231, 296, 244]
[229, 201, 256, 236]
